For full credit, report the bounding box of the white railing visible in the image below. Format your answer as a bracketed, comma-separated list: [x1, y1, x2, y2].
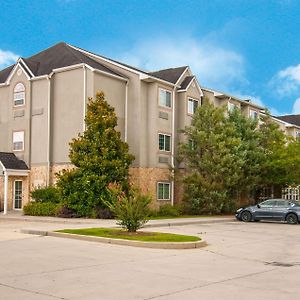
[282, 186, 300, 201]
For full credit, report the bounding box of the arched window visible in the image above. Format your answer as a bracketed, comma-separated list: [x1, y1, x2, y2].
[14, 83, 25, 106]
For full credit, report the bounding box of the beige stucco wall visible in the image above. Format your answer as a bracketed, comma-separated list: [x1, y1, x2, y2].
[93, 72, 126, 139]
[31, 79, 49, 164]
[51, 68, 85, 163]
[0, 67, 31, 165]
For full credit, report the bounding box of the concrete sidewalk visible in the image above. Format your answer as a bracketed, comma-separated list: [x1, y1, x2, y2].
[0, 211, 235, 229]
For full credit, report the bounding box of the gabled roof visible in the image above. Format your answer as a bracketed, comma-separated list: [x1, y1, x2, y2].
[148, 66, 188, 84]
[178, 76, 194, 90]
[276, 115, 300, 127]
[0, 152, 29, 170]
[202, 87, 264, 110]
[0, 65, 15, 84]
[0, 42, 125, 83]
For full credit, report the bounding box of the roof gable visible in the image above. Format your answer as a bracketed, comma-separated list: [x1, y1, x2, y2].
[0, 152, 29, 170]
[149, 66, 188, 84]
[0, 42, 126, 84]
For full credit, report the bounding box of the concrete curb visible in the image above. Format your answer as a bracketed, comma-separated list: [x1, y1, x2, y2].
[2, 215, 235, 227]
[20, 229, 207, 249]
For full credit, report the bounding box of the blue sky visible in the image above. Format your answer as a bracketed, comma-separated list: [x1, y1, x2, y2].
[1, 0, 300, 115]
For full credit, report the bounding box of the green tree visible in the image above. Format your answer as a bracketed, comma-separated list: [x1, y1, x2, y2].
[56, 92, 135, 217]
[178, 102, 244, 214]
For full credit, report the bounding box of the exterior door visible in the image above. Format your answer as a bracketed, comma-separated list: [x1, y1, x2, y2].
[14, 180, 23, 209]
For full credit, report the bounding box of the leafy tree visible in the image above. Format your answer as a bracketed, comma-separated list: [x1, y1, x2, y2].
[56, 92, 135, 217]
[227, 109, 264, 197]
[177, 102, 244, 214]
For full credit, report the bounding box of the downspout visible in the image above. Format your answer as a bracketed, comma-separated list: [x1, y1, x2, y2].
[46, 76, 51, 186]
[3, 168, 8, 215]
[171, 87, 176, 206]
[125, 81, 128, 142]
[83, 64, 87, 131]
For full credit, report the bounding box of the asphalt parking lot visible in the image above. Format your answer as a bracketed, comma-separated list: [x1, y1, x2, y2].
[0, 219, 299, 300]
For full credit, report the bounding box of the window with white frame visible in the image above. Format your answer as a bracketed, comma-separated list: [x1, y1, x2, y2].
[157, 182, 171, 200]
[296, 131, 300, 138]
[249, 109, 258, 119]
[188, 98, 199, 114]
[159, 88, 172, 108]
[13, 131, 24, 151]
[228, 102, 237, 112]
[13, 83, 25, 106]
[158, 134, 171, 151]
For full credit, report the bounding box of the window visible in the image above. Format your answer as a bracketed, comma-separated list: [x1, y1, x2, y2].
[296, 131, 300, 137]
[159, 88, 172, 108]
[249, 109, 258, 119]
[188, 98, 199, 114]
[228, 102, 237, 112]
[189, 139, 196, 150]
[157, 182, 171, 200]
[13, 131, 24, 151]
[14, 83, 25, 106]
[260, 200, 276, 207]
[158, 134, 171, 151]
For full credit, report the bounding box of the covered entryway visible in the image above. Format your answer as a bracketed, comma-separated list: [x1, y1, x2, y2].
[0, 152, 29, 214]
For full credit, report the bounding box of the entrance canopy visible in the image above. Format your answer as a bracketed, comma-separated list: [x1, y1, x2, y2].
[0, 152, 29, 214]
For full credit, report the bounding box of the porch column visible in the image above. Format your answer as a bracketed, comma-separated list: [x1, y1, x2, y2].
[3, 172, 8, 215]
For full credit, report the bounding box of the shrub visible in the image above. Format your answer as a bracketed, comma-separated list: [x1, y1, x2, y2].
[106, 185, 152, 232]
[94, 207, 115, 219]
[31, 186, 60, 203]
[158, 204, 181, 217]
[55, 205, 78, 218]
[23, 202, 59, 216]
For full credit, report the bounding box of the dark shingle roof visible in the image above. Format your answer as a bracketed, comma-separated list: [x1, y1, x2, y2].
[0, 152, 29, 170]
[178, 76, 194, 90]
[0, 65, 15, 84]
[149, 66, 188, 84]
[276, 115, 300, 127]
[0, 42, 125, 83]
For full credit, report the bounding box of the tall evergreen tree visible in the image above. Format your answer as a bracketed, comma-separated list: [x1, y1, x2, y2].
[178, 102, 244, 214]
[56, 92, 135, 217]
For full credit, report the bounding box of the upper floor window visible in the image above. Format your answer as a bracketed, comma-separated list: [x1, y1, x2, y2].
[159, 88, 172, 108]
[249, 109, 258, 119]
[228, 102, 238, 112]
[14, 83, 25, 107]
[188, 98, 199, 115]
[13, 131, 24, 151]
[158, 133, 171, 152]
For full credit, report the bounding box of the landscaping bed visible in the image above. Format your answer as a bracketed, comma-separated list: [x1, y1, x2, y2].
[57, 228, 201, 243]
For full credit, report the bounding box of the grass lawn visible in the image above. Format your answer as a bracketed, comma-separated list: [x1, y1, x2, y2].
[57, 228, 201, 242]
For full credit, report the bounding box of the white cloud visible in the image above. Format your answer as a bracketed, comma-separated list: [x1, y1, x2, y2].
[0, 49, 18, 68]
[270, 64, 300, 96]
[118, 36, 246, 91]
[292, 98, 300, 114]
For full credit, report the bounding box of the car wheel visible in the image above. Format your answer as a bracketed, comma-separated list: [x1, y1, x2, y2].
[241, 211, 252, 222]
[286, 213, 298, 225]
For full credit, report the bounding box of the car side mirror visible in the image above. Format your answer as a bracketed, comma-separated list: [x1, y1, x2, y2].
[257, 204, 261, 208]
